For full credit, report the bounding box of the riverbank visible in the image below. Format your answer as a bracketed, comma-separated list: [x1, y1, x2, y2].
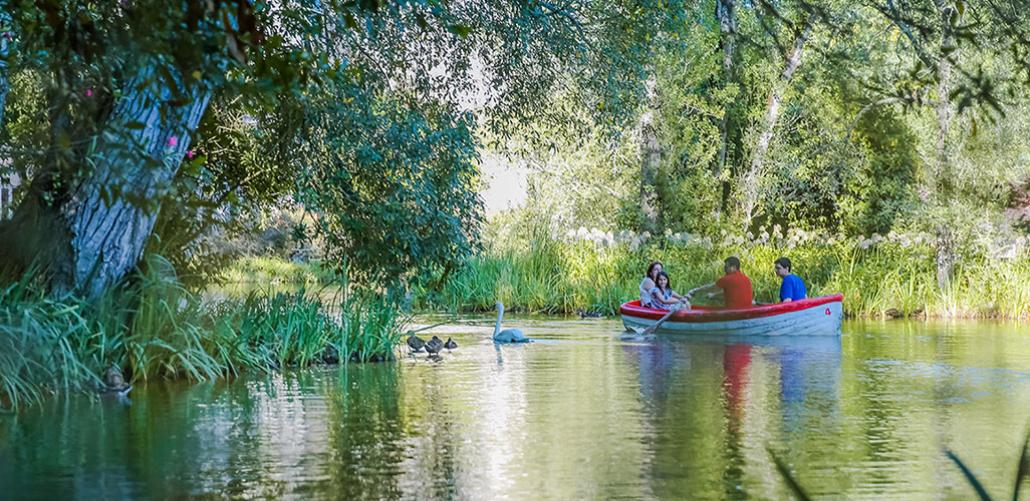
[0, 260, 404, 410]
[228, 237, 1030, 320]
[424, 231, 1029, 319]
[220, 256, 338, 286]
[228, 227, 1030, 319]
[7, 233, 1024, 410]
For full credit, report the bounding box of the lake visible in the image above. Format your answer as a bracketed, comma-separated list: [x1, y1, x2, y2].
[2, 318, 1030, 499]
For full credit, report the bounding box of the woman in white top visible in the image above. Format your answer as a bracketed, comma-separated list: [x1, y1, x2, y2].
[640, 261, 664, 307]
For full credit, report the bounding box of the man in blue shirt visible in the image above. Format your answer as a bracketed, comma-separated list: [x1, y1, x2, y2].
[774, 257, 807, 302]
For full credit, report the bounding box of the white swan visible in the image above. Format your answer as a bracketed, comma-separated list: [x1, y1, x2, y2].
[493, 302, 531, 343]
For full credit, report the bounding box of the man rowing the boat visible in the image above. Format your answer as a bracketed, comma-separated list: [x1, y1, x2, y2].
[688, 256, 754, 308]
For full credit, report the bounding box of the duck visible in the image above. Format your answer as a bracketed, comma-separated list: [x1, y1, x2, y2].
[425, 336, 444, 355]
[493, 302, 531, 343]
[577, 309, 603, 318]
[321, 344, 340, 364]
[444, 338, 458, 351]
[97, 364, 132, 397]
[407, 333, 426, 353]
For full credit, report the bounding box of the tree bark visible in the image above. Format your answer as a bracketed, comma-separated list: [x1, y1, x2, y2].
[639, 74, 661, 232]
[2, 62, 211, 298]
[0, 7, 11, 130]
[740, 19, 812, 229]
[715, 0, 737, 219]
[933, 2, 957, 290]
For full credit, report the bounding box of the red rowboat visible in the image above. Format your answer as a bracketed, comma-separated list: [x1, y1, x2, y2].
[620, 294, 844, 336]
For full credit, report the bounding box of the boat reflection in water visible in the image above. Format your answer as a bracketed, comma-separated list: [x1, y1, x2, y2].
[621, 333, 842, 498]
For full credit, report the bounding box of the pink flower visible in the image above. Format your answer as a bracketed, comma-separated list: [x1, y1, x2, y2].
[85, 88, 94, 97]
[186, 150, 196, 159]
[167, 135, 178, 147]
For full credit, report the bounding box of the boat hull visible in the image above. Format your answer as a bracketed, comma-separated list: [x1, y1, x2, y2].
[620, 294, 843, 336]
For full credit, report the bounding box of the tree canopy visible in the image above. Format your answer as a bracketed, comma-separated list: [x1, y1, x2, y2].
[1, 0, 1029, 298]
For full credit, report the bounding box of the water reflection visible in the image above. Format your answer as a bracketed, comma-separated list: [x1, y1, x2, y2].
[3, 320, 1030, 499]
[618, 333, 843, 499]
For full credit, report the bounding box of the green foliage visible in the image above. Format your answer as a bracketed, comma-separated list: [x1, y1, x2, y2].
[0, 0, 698, 296]
[838, 106, 921, 236]
[148, 95, 304, 285]
[220, 256, 335, 286]
[427, 217, 1030, 319]
[0, 256, 406, 410]
[0, 276, 96, 409]
[495, 0, 1030, 263]
[296, 74, 484, 288]
[340, 291, 406, 363]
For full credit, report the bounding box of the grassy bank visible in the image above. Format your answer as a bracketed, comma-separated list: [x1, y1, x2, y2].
[0, 259, 405, 410]
[423, 227, 1030, 319]
[220, 256, 338, 285]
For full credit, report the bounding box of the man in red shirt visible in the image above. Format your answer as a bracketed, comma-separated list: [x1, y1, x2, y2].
[688, 256, 754, 308]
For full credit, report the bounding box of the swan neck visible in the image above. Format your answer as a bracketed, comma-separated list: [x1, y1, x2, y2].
[494, 306, 503, 336]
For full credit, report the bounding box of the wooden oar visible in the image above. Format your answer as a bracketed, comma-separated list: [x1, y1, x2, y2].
[632, 307, 680, 335]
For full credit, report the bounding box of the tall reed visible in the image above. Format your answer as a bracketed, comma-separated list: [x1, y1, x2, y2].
[0, 257, 406, 410]
[426, 227, 1030, 319]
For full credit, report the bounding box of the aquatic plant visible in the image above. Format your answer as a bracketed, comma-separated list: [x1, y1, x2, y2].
[0, 258, 406, 410]
[767, 428, 1030, 500]
[419, 222, 1030, 319]
[943, 427, 1030, 501]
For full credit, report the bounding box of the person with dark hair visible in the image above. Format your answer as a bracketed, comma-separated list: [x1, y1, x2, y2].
[689, 256, 754, 308]
[639, 260, 664, 307]
[775, 257, 807, 302]
[650, 271, 690, 310]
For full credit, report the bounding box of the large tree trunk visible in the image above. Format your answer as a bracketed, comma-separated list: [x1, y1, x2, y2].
[740, 19, 812, 228]
[639, 74, 661, 232]
[933, 2, 957, 291]
[3, 62, 211, 298]
[715, 0, 737, 219]
[0, 8, 11, 130]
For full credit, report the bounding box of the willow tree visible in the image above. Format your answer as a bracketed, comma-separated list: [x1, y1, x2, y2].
[0, 0, 683, 298]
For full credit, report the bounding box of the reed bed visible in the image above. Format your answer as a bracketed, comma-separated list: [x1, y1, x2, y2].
[424, 227, 1030, 319]
[0, 258, 405, 410]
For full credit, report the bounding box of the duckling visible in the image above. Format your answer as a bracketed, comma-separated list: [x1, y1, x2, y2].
[97, 364, 132, 397]
[321, 344, 340, 364]
[443, 338, 458, 351]
[407, 333, 426, 353]
[424, 336, 444, 355]
[577, 309, 603, 318]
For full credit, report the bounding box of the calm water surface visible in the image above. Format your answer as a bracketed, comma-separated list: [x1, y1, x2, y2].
[3, 318, 1030, 499]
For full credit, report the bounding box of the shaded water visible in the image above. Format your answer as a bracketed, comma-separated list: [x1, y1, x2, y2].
[3, 319, 1030, 499]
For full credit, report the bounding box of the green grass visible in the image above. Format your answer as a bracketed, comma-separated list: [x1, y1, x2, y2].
[219, 256, 338, 285]
[421, 230, 1030, 319]
[0, 257, 405, 411]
